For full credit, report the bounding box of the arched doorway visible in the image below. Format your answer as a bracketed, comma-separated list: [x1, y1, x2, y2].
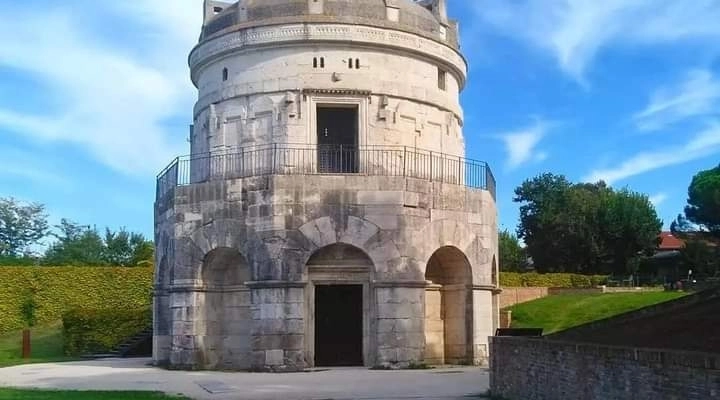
[424, 246, 472, 365]
[200, 247, 251, 369]
[306, 243, 373, 367]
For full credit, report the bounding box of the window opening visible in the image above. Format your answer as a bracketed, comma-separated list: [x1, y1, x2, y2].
[438, 68, 447, 91]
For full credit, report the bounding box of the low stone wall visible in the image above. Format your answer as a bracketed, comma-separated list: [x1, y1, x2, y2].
[499, 287, 548, 308]
[490, 336, 720, 400]
[602, 286, 664, 293]
[500, 287, 607, 308]
[500, 286, 664, 308]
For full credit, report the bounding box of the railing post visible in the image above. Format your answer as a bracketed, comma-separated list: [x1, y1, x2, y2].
[458, 158, 462, 185]
[429, 151, 433, 182]
[272, 143, 278, 174]
[403, 146, 407, 177]
[340, 144, 343, 173]
[241, 147, 245, 177]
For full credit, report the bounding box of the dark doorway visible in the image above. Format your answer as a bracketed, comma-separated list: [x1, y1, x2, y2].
[316, 106, 358, 173]
[314, 285, 363, 367]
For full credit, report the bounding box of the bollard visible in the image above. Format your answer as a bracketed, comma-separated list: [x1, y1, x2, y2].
[22, 329, 31, 359]
[500, 310, 512, 329]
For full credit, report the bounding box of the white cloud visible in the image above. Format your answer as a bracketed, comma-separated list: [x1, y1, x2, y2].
[649, 193, 668, 208]
[500, 121, 550, 170]
[583, 123, 720, 184]
[633, 69, 720, 131]
[0, 1, 202, 177]
[471, 0, 720, 82]
[0, 146, 73, 188]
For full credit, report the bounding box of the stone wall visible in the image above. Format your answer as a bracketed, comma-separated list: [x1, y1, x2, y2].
[154, 174, 499, 370]
[499, 287, 548, 309]
[499, 287, 608, 308]
[191, 43, 465, 158]
[490, 337, 720, 400]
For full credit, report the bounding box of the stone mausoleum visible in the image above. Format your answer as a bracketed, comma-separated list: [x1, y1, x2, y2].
[154, 0, 499, 371]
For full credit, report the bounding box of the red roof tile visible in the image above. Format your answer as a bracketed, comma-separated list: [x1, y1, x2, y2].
[659, 231, 685, 250]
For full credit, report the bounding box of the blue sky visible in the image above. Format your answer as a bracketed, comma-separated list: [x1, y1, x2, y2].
[1, 1, 719, 241]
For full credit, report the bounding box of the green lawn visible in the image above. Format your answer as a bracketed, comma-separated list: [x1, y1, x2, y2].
[508, 291, 687, 334]
[0, 389, 190, 400]
[0, 322, 74, 368]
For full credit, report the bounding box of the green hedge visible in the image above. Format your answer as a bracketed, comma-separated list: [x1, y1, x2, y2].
[62, 307, 151, 356]
[0, 267, 153, 334]
[500, 272, 608, 288]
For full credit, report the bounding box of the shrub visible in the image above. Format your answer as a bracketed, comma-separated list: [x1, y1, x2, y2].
[0, 267, 153, 334]
[500, 272, 608, 288]
[62, 307, 151, 356]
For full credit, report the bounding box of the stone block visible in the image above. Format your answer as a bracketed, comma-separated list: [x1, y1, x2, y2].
[172, 335, 196, 351]
[425, 319, 444, 332]
[365, 213, 399, 230]
[378, 302, 423, 319]
[265, 349, 285, 366]
[253, 334, 304, 351]
[377, 318, 423, 333]
[339, 215, 380, 248]
[404, 192, 420, 208]
[172, 321, 195, 336]
[357, 191, 404, 205]
[377, 287, 423, 305]
[224, 306, 252, 322]
[377, 332, 425, 348]
[284, 350, 307, 369]
[224, 335, 251, 352]
[252, 319, 304, 335]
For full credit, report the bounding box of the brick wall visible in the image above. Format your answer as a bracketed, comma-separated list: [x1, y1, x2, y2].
[490, 337, 720, 400]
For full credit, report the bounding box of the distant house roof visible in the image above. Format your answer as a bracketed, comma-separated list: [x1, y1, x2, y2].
[658, 231, 685, 251]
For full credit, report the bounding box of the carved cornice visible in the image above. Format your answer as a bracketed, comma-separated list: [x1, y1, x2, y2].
[302, 88, 372, 97]
[189, 23, 467, 88]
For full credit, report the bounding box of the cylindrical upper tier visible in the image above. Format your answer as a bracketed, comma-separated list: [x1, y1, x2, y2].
[189, 0, 468, 158]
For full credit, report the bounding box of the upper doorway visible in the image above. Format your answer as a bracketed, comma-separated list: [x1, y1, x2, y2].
[316, 106, 359, 173]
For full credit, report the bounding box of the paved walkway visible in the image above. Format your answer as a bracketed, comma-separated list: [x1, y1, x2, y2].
[0, 358, 489, 400]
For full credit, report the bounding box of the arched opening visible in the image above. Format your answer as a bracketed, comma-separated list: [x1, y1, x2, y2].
[222, 67, 228, 81]
[306, 243, 372, 367]
[424, 246, 472, 365]
[200, 247, 251, 369]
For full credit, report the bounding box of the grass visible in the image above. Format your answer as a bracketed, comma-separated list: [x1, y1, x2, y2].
[508, 291, 687, 334]
[0, 322, 75, 368]
[0, 389, 190, 400]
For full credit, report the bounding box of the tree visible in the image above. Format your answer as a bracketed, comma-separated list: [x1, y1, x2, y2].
[514, 174, 661, 275]
[499, 230, 525, 272]
[670, 213, 694, 235]
[599, 189, 662, 275]
[514, 173, 574, 273]
[43, 219, 106, 266]
[43, 219, 154, 267]
[0, 197, 48, 256]
[680, 240, 718, 278]
[103, 228, 154, 267]
[684, 164, 720, 237]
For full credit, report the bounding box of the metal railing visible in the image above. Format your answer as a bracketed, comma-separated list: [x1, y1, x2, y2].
[157, 144, 496, 200]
